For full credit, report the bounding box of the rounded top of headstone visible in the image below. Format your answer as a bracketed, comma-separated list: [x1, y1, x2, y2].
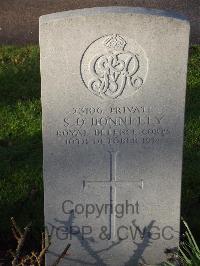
[39, 6, 189, 24]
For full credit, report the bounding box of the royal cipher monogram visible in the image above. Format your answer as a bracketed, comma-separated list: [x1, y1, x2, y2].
[81, 34, 146, 99]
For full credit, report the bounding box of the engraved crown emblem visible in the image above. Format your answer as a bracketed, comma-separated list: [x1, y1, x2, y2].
[104, 34, 127, 51]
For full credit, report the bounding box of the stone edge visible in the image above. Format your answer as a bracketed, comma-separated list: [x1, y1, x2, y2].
[39, 6, 190, 25]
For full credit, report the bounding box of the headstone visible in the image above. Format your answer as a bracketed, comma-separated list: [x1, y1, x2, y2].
[40, 7, 190, 265]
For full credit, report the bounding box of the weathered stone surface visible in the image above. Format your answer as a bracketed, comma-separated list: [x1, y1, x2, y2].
[40, 7, 190, 265]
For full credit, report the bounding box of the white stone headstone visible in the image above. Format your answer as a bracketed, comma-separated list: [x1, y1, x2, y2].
[40, 7, 190, 265]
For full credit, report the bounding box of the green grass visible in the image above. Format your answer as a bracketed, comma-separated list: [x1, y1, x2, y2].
[182, 46, 200, 243]
[164, 220, 200, 266]
[0, 45, 199, 251]
[0, 46, 42, 248]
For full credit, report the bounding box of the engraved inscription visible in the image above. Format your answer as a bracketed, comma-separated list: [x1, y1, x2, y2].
[81, 34, 148, 99]
[56, 105, 170, 146]
[83, 151, 143, 239]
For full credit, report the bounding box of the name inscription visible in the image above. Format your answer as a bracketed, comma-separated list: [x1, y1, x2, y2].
[56, 106, 170, 145]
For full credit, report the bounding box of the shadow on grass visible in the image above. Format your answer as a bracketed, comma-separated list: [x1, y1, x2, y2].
[0, 45, 43, 252]
[181, 45, 200, 243]
[0, 132, 43, 251]
[0, 45, 40, 105]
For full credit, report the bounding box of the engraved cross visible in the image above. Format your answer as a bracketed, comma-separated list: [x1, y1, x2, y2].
[83, 151, 143, 240]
